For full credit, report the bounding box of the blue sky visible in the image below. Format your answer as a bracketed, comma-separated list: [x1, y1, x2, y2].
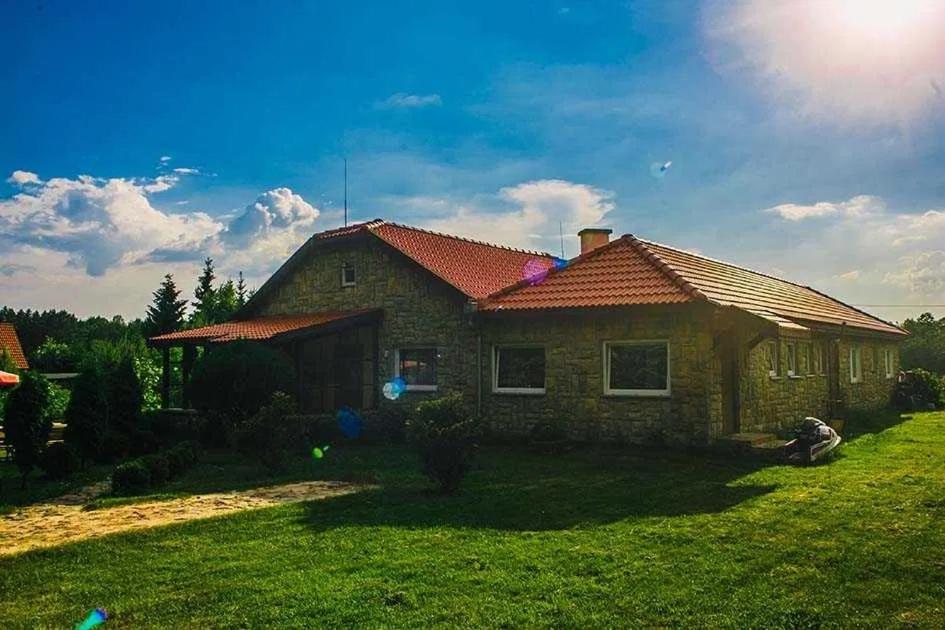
[2, 0, 945, 320]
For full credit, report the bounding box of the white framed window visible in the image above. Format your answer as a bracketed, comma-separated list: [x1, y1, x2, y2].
[603, 340, 670, 397]
[812, 343, 823, 375]
[394, 348, 437, 391]
[883, 348, 894, 379]
[493, 345, 545, 394]
[341, 262, 356, 287]
[764, 340, 780, 377]
[785, 342, 798, 377]
[849, 345, 863, 383]
[799, 342, 811, 375]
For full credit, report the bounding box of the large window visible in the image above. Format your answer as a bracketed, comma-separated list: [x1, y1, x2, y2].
[850, 345, 863, 383]
[884, 348, 894, 379]
[493, 346, 545, 394]
[764, 340, 780, 377]
[604, 341, 670, 396]
[395, 348, 437, 391]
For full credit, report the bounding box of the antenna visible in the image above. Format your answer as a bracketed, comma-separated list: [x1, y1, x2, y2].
[343, 157, 348, 227]
[559, 220, 565, 258]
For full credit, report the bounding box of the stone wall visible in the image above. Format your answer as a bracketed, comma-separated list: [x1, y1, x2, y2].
[479, 305, 719, 446]
[254, 236, 476, 407]
[839, 337, 899, 410]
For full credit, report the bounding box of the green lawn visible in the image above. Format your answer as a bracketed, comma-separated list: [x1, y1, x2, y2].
[2, 412, 944, 628]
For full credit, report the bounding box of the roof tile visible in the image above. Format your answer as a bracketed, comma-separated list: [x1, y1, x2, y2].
[149, 310, 376, 346]
[0, 323, 29, 370]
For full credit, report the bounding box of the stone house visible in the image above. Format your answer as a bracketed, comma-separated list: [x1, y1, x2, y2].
[149, 220, 906, 445]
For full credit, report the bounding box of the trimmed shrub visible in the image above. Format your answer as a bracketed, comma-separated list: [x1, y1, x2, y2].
[101, 431, 132, 462]
[128, 429, 160, 457]
[892, 369, 944, 411]
[112, 460, 151, 495]
[187, 341, 296, 442]
[141, 453, 170, 485]
[234, 392, 298, 471]
[64, 366, 109, 464]
[4, 371, 52, 486]
[406, 394, 480, 494]
[362, 405, 410, 443]
[107, 355, 144, 435]
[166, 441, 199, 476]
[40, 442, 80, 480]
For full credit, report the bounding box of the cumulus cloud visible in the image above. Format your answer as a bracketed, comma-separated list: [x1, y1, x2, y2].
[159, 155, 172, 163]
[6, 170, 43, 186]
[172, 167, 200, 175]
[704, 0, 945, 124]
[223, 187, 319, 248]
[418, 179, 615, 253]
[379, 93, 443, 109]
[765, 195, 882, 221]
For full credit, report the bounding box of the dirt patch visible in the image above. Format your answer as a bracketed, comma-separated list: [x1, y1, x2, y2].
[0, 480, 368, 557]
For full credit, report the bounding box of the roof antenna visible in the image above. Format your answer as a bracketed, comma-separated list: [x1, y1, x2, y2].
[343, 157, 348, 227]
[559, 220, 565, 258]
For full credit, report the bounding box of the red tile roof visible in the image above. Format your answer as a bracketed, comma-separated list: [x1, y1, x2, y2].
[483, 235, 904, 336]
[148, 310, 377, 346]
[0, 323, 29, 369]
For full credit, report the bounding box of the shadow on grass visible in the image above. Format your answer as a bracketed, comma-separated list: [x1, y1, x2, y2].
[300, 445, 777, 532]
[842, 407, 912, 442]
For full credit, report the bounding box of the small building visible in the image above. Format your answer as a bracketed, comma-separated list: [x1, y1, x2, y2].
[149, 220, 905, 446]
[0, 322, 29, 370]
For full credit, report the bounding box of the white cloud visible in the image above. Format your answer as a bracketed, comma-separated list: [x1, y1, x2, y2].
[159, 155, 172, 163]
[416, 179, 615, 254]
[379, 93, 443, 109]
[704, 0, 945, 124]
[222, 188, 319, 269]
[172, 167, 200, 175]
[764, 195, 882, 221]
[6, 170, 43, 187]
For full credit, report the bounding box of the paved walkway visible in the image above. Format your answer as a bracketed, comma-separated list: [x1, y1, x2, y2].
[0, 480, 367, 557]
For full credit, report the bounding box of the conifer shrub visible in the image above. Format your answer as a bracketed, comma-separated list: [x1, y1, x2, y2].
[235, 392, 298, 471]
[64, 366, 109, 464]
[39, 442, 80, 480]
[4, 370, 52, 487]
[406, 394, 480, 494]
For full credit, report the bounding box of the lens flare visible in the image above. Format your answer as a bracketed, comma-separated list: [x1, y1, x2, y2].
[336, 406, 363, 439]
[312, 445, 330, 459]
[649, 161, 672, 179]
[522, 257, 552, 285]
[76, 608, 108, 630]
[383, 377, 407, 400]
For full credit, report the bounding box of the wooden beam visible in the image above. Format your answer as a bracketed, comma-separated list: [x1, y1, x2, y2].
[161, 347, 171, 409]
[181, 345, 197, 409]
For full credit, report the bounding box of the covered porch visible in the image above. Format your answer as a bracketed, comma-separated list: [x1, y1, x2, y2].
[147, 309, 383, 413]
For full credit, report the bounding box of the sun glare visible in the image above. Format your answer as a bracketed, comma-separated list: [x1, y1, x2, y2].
[828, 0, 934, 42]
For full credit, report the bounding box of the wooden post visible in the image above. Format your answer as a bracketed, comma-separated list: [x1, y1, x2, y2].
[181, 345, 197, 409]
[161, 347, 171, 409]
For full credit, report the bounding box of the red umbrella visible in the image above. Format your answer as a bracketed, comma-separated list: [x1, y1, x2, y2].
[0, 370, 20, 389]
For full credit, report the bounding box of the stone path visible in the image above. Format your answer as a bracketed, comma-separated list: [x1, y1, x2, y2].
[0, 480, 367, 557]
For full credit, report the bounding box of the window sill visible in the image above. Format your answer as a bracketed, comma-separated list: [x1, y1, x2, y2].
[788, 375, 804, 380]
[604, 390, 671, 398]
[493, 388, 546, 396]
[768, 375, 782, 380]
[404, 385, 437, 392]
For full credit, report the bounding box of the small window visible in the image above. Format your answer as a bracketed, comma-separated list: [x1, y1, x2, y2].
[395, 348, 437, 391]
[604, 341, 670, 396]
[850, 345, 863, 383]
[764, 340, 780, 377]
[341, 262, 356, 287]
[811, 343, 822, 375]
[493, 346, 545, 394]
[884, 348, 894, 379]
[798, 343, 811, 375]
[785, 342, 797, 377]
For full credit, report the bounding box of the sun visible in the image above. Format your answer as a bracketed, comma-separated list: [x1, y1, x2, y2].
[827, 0, 935, 43]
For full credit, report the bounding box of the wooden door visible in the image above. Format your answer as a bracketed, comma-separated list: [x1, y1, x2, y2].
[332, 342, 364, 410]
[720, 340, 740, 434]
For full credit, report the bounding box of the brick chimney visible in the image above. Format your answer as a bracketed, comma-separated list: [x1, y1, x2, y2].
[578, 228, 612, 254]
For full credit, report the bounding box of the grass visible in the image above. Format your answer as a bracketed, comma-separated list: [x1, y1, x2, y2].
[1, 412, 944, 628]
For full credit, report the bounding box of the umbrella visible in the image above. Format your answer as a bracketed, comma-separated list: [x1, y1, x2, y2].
[0, 370, 20, 389]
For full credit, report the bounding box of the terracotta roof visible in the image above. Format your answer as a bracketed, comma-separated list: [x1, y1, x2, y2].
[0, 323, 29, 369]
[483, 234, 904, 337]
[481, 237, 696, 310]
[148, 310, 377, 346]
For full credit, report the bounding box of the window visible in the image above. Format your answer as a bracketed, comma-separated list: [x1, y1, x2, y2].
[493, 346, 545, 394]
[798, 342, 811, 375]
[604, 341, 670, 396]
[764, 340, 780, 377]
[872, 346, 880, 373]
[394, 348, 437, 391]
[341, 262, 356, 287]
[785, 342, 797, 377]
[884, 348, 894, 379]
[849, 345, 863, 383]
[811, 343, 823, 375]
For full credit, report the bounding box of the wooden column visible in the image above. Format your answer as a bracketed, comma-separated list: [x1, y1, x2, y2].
[181, 344, 197, 409]
[161, 347, 171, 409]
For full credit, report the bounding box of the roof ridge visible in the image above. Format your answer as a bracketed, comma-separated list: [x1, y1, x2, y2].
[373, 221, 554, 257]
[627, 236, 711, 303]
[637, 236, 904, 333]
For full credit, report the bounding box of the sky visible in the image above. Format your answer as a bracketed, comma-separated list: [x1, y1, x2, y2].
[2, 0, 945, 323]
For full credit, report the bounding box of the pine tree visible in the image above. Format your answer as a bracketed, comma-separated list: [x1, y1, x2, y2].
[144, 274, 187, 337]
[214, 279, 238, 323]
[192, 257, 217, 325]
[64, 365, 109, 465]
[236, 271, 248, 309]
[5, 370, 52, 487]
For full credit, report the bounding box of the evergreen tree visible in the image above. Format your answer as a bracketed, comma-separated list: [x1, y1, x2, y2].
[214, 279, 238, 323]
[0, 346, 17, 372]
[4, 370, 52, 487]
[236, 271, 248, 308]
[64, 366, 110, 465]
[145, 274, 187, 337]
[108, 355, 144, 435]
[191, 257, 217, 325]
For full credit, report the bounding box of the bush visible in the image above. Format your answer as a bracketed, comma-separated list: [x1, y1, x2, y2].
[187, 341, 296, 440]
[406, 394, 480, 493]
[892, 369, 944, 411]
[40, 442, 80, 479]
[64, 366, 109, 464]
[141, 453, 170, 485]
[166, 441, 199, 476]
[112, 460, 151, 495]
[362, 405, 410, 443]
[234, 392, 298, 471]
[101, 430, 132, 462]
[45, 382, 70, 422]
[4, 371, 52, 486]
[107, 355, 144, 435]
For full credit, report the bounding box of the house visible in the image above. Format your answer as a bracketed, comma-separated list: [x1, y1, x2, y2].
[149, 220, 906, 445]
[0, 323, 29, 370]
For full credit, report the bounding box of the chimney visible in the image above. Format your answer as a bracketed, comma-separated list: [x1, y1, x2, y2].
[578, 228, 612, 255]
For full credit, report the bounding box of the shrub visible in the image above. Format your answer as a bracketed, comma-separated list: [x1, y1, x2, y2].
[141, 453, 171, 485]
[892, 369, 944, 411]
[101, 430, 132, 462]
[64, 366, 109, 464]
[3, 371, 52, 487]
[406, 394, 480, 494]
[112, 460, 151, 495]
[40, 442, 80, 480]
[187, 341, 296, 440]
[128, 429, 160, 457]
[362, 405, 410, 443]
[45, 382, 71, 422]
[107, 355, 144, 435]
[166, 441, 199, 476]
[234, 392, 298, 471]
